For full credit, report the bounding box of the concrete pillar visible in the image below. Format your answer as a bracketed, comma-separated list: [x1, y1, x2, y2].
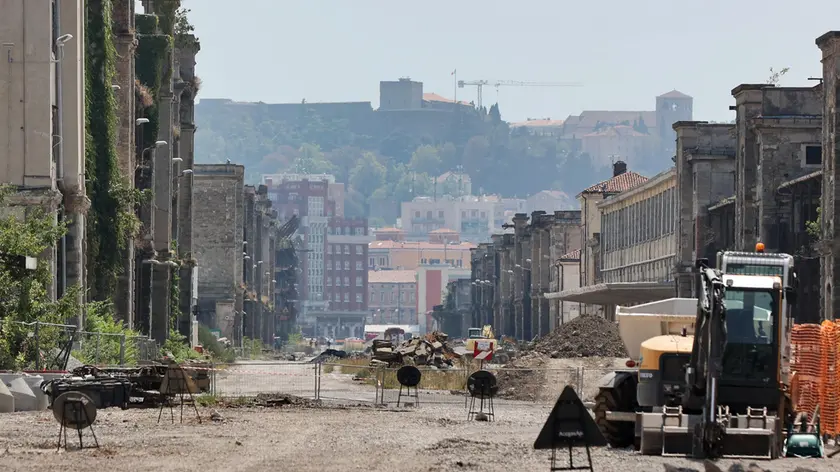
[112, 0, 136, 326]
[818, 31, 840, 321]
[732, 84, 768, 250]
[512, 214, 528, 340]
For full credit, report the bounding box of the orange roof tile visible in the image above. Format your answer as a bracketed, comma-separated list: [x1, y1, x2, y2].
[580, 171, 648, 195]
[368, 270, 417, 284]
[429, 228, 457, 234]
[375, 227, 402, 233]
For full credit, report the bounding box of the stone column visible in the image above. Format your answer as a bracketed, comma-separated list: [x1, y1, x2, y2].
[113, 0, 136, 326]
[818, 31, 840, 321]
[732, 84, 767, 250]
[512, 214, 528, 339]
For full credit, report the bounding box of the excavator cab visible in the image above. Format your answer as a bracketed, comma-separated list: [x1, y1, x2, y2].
[594, 244, 798, 460]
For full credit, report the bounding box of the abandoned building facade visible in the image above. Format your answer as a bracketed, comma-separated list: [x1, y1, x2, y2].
[469, 31, 840, 335]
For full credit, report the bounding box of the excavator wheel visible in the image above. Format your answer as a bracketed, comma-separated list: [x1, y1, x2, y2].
[593, 373, 637, 449]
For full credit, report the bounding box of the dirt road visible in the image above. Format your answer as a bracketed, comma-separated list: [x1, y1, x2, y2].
[0, 402, 834, 472]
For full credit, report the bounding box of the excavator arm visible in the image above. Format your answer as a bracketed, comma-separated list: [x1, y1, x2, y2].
[683, 258, 728, 458]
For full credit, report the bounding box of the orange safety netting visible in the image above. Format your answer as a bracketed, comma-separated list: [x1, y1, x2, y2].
[790, 321, 840, 435]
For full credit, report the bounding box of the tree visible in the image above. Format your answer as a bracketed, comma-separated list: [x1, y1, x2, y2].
[462, 135, 490, 175]
[0, 187, 81, 370]
[292, 143, 334, 174]
[439, 142, 459, 170]
[488, 103, 502, 123]
[767, 66, 790, 85]
[327, 145, 363, 184]
[350, 152, 387, 199]
[409, 145, 442, 175]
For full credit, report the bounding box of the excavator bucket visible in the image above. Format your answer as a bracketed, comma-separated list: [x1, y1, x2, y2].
[639, 406, 779, 459]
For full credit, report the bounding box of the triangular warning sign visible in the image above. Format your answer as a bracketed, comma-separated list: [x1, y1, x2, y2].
[534, 386, 607, 449]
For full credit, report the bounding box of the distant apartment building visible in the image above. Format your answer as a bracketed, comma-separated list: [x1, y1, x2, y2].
[263, 175, 332, 309]
[559, 90, 693, 173]
[435, 171, 472, 196]
[369, 229, 475, 271]
[368, 270, 417, 324]
[325, 217, 371, 313]
[263, 174, 370, 338]
[400, 195, 504, 243]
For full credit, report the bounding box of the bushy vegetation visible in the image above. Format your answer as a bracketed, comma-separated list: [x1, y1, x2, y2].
[198, 324, 235, 362]
[0, 187, 80, 370]
[72, 301, 142, 365]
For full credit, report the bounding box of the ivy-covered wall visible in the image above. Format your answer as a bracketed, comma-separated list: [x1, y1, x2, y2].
[134, 13, 170, 151]
[84, 0, 136, 300]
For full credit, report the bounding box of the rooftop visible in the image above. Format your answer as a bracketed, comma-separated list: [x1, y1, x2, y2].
[368, 270, 417, 284]
[657, 89, 692, 99]
[580, 171, 648, 195]
[369, 240, 476, 250]
[423, 93, 472, 106]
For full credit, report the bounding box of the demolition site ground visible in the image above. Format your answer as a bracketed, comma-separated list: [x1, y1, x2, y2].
[0, 400, 835, 472]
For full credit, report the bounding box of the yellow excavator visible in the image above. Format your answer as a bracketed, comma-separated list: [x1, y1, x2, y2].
[594, 244, 800, 459]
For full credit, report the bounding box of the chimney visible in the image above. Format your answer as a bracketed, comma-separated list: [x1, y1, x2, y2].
[613, 160, 627, 176]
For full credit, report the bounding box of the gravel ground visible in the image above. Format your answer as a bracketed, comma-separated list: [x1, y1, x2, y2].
[0, 402, 835, 472]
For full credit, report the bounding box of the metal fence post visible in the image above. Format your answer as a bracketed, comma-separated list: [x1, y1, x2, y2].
[33, 321, 40, 371]
[119, 334, 126, 365]
[95, 332, 101, 365]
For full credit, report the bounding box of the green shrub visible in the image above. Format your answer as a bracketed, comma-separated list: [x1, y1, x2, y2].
[197, 324, 235, 363]
[72, 301, 140, 365]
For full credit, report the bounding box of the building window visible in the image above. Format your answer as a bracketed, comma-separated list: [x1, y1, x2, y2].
[344, 292, 349, 302]
[356, 245, 363, 255]
[356, 261, 363, 270]
[356, 293, 363, 303]
[379, 257, 386, 266]
[380, 292, 385, 302]
[430, 258, 441, 264]
[415, 211, 420, 218]
[327, 245, 332, 254]
[344, 261, 350, 270]
[438, 210, 444, 218]
[369, 257, 375, 267]
[355, 276, 362, 286]
[355, 227, 364, 236]
[343, 276, 349, 286]
[805, 145, 822, 166]
[327, 278, 332, 286]
[343, 245, 350, 254]
[334, 276, 340, 286]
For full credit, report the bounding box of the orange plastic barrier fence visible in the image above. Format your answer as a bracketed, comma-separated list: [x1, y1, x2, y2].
[790, 321, 840, 435]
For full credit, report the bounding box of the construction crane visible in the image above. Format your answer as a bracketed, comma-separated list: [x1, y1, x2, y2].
[457, 80, 582, 109]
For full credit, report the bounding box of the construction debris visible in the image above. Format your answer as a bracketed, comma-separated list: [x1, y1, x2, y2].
[370, 331, 461, 368]
[533, 315, 628, 358]
[494, 351, 548, 401]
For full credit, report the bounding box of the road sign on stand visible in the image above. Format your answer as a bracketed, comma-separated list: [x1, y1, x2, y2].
[474, 340, 494, 362]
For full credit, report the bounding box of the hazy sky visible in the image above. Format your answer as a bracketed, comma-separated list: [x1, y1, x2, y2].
[142, 0, 840, 123]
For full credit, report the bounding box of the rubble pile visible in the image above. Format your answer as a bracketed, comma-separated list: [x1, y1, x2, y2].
[494, 351, 548, 401]
[370, 331, 461, 368]
[533, 315, 627, 358]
